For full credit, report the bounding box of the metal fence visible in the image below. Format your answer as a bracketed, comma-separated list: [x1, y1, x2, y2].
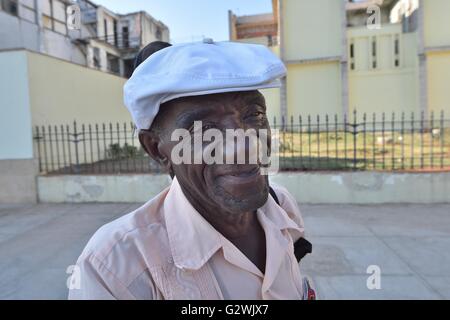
[33, 111, 450, 175]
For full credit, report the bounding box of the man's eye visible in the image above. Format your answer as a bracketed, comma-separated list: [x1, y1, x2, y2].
[247, 111, 265, 119]
[189, 123, 215, 133]
[202, 124, 215, 131]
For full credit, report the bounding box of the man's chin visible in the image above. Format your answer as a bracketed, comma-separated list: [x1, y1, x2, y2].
[210, 179, 269, 214]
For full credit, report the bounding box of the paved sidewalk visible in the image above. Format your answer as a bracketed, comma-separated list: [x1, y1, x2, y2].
[0, 202, 449, 299]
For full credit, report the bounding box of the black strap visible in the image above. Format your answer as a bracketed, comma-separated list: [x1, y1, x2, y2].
[268, 186, 280, 206]
[293, 238, 312, 262]
[269, 186, 312, 263]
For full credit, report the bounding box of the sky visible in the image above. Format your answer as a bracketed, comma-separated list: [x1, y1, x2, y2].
[92, 0, 273, 43]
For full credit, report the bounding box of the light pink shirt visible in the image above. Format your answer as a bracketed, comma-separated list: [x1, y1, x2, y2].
[68, 177, 306, 300]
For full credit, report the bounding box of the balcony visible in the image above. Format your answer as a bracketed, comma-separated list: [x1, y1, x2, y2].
[88, 33, 141, 51]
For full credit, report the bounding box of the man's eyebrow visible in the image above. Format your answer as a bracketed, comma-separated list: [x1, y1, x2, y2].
[175, 108, 213, 128]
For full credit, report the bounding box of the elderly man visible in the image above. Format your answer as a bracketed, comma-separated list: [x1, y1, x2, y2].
[68, 40, 313, 300]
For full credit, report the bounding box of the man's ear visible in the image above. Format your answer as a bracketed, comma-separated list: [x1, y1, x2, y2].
[139, 132, 170, 169]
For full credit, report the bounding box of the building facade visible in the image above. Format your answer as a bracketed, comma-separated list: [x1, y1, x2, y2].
[229, 0, 450, 122]
[0, 0, 170, 77]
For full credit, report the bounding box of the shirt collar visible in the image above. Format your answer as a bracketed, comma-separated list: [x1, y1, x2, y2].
[164, 177, 222, 270]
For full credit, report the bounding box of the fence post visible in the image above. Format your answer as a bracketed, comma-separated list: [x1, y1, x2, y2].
[410, 112, 415, 170]
[307, 115, 312, 169]
[54, 125, 60, 172]
[48, 125, 54, 172]
[42, 126, 48, 173]
[66, 124, 72, 174]
[344, 113, 348, 169]
[299, 115, 303, 169]
[117, 122, 122, 173]
[420, 111, 424, 169]
[282, 116, 286, 169]
[102, 123, 107, 172]
[316, 115, 320, 169]
[441, 110, 445, 169]
[73, 120, 80, 173]
[430, 111, 434, 168]
[401, 112, 405, 170]
[391, 112, 395, 170]
[82, 124, 87, 169]
[335, 114, 338, 168]
[88, 124, 93, 173]
[325, 114, 330, 168]
[372, 113, 376, 170]
[352, 109, 357, 171]
[35, 126, 42, 173]
[290, 116, 294, 169]
[363, 113, 367, 169]
[382, 112, 386, 170]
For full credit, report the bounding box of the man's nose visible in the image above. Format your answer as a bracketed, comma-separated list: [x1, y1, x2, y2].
[223, 129, 259, 165]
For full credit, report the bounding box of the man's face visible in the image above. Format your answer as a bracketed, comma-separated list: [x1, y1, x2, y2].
[144, 90, 271, 215]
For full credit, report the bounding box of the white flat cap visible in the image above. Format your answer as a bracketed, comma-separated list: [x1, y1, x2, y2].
[123, 40, 287, 130]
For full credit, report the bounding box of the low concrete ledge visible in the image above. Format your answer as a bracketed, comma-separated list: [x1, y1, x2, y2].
[37, 172, 450, 204]
[0, 159, 38, 204]
[270, 172, 450, 204]
[37, 174, 172, 203]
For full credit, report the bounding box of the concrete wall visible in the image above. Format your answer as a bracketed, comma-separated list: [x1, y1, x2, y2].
[261, 87, 281, 122]
[0, 50, 33, 159]
[281, 0, 344, 118]
[0, 10, 40, 52]
[0, 50, 37, 203]
[423, 0, 450, 48]
[0, 159, 37, 203]
[41, 29, 86, 66]
[26, 50, 130, 126]
[422, 0, 450, 116]
[274, 0, 450, 118]
[140, 13, 170, 44]
[37, 172, 450, 204]
[37, 174, 172, 203]
[0, 2, 86, 66]
[347, 24, 419, 115]
[282, 0, 343, 61]
[287, 62, 342, 118]
[270, 172, 450, 204]
[427, 51, 450, 114]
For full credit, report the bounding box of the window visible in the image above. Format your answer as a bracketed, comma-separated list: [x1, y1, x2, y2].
[122, 26, 129, 48]
[107, 53, 120, 75]
[104, 19, 108, 39]
[19, 0, 36, 23]
[371, 37, 377, 69]
[267, 35, 273, 47]
[349, 42, 355, 70]
[394, 35, 400, 68]
[113, 20, 118, 46]
[42, 0, 67, 35]
[52, 0, 66, 34]
[156, 26, 162, 40]
[93, 47, 101, 69]
[1, 0, 18, 16]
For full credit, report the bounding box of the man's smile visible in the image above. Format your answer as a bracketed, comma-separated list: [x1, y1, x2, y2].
[215, 165, 263, 187]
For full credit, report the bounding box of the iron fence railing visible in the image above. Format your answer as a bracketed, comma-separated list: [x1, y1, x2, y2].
[33, 111, 450, 175]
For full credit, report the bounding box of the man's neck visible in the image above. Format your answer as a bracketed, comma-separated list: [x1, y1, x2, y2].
[179, 184, 267, 273]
